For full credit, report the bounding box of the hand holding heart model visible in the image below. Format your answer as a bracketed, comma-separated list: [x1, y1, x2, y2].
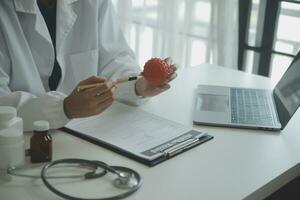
[135, 57, 177, 97]
[141, 58, 173, 84]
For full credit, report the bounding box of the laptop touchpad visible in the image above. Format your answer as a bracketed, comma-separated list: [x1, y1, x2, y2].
[197, 94, 229, 112]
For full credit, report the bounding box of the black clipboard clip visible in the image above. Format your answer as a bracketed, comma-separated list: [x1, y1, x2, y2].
[142, 130, 213, 163]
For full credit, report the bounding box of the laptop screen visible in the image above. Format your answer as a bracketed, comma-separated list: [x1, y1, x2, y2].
[274, 53, 300, 129]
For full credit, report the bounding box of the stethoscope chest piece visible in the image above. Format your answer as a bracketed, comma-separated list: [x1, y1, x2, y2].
[113, 172, 138, 189]
[111, 166, 141, 190]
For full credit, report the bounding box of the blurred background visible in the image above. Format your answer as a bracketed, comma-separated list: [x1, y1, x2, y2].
[112, 0, 300, 83]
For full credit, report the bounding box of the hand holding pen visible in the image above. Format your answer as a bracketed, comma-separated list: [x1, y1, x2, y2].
[63, 57, 177, 119]
[64, 76, 117, 119]
[76, 76, 142, 92]
[63, 75, 143, 119]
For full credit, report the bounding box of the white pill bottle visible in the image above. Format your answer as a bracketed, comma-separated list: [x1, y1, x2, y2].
[0, 106, 25, 171]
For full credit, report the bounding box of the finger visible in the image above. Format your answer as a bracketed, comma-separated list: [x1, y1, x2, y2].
[164, 57, 172, 65]
[86, 81, 115, 97]
[170, 64, 178, 72]
[150, 84, 171, 96]
[111, 86, 116, 99]
[95, 90, 115, 104]
[94, 98, 114, 114]
[158, 84, 171, 91]
[78, 76, 107, 86]
[162, 73, 177, 84]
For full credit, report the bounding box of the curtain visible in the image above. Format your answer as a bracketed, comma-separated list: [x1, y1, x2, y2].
[112, 0, 239, 69]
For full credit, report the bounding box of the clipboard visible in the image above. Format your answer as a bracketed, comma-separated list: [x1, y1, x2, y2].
[62, 102, 213, 167]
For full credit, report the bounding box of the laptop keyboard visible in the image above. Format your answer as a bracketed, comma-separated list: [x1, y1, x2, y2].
[231, 88, 276, 126]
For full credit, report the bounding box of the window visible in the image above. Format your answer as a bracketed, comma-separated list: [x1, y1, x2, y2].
[113, 0, 238, 69]
[239, 0, 300, 82]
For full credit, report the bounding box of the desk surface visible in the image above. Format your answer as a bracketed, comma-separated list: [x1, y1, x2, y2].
[1, 64, 300, 200]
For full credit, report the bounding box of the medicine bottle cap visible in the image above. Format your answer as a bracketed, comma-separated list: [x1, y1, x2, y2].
[0, 106, 17, 122]
[33, 121, 50, 132]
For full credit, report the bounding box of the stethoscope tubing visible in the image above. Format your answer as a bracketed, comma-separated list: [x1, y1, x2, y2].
[5, 158, 142, 200]
[7, 162, 106, 179]
[41, 159, 142, 200]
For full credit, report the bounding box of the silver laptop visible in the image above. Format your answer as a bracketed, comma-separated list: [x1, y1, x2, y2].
[193, 55, 300, 131]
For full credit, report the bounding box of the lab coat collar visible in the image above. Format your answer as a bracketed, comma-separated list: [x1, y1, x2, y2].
[56, 0, 78, 84]
[13, 0, 79, 85]
[13, 0, 78, 14]
[56, 0, 78, 56]
[13, 0, 37, 14]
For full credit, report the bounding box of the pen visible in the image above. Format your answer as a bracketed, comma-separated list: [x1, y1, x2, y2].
[77, 76, 142, 92]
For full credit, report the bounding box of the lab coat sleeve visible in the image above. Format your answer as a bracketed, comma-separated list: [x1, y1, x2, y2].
[0, 91, 70, 132]
[0, 30, 70, 131]
[97, 0, 148, 106]
[0, 30, 11, 95]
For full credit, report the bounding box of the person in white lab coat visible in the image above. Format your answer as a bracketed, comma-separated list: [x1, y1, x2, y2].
[0, 0, 177, 131]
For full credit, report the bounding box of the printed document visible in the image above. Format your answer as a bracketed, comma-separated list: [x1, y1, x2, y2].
[65, 102, 200, 160]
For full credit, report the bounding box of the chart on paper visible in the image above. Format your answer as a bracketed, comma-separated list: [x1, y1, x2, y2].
[65, 102, 193, 160]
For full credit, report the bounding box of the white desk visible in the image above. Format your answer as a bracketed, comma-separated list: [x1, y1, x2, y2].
[1, 64, 300, 200]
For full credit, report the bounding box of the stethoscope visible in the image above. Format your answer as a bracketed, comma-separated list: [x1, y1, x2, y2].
[6, 158, 142, 200]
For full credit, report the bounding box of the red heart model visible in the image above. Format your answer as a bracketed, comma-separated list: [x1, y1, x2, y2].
[142, 58, 172, 84]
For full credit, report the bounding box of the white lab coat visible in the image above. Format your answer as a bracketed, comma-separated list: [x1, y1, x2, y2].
[0, 0, 144, 131]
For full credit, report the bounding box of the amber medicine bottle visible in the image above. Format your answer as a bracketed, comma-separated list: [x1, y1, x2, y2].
[30, 121, 52, 163]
